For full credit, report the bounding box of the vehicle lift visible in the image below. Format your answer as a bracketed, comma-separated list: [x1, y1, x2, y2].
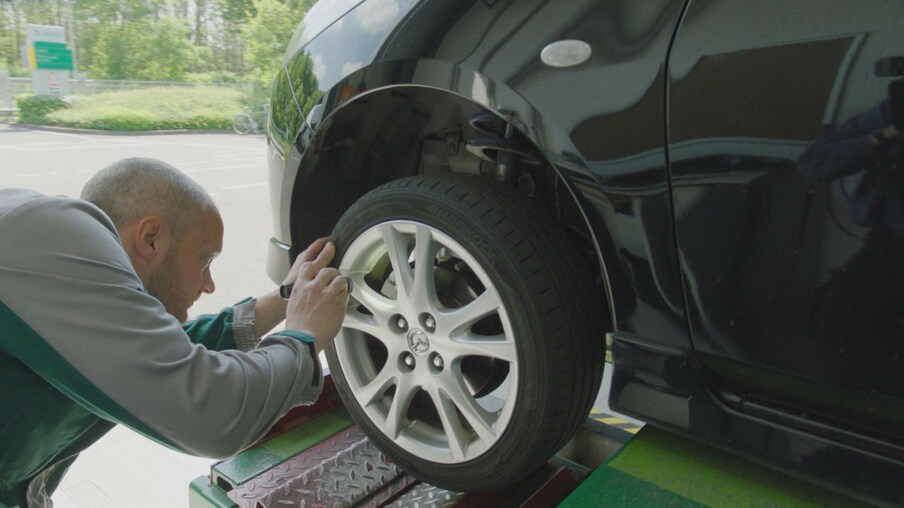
[189, 375, 866, 507]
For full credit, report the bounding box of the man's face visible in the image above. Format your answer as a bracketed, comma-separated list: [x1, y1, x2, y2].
[147, 206, 223, 322]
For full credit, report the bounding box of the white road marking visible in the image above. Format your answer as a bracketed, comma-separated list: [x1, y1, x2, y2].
[185, 164, 264, 173]
[221, 182, 267, 190]
[25, 130, 98, 142]
[149, 141, 262, 152]
[3, 141, 147, 152]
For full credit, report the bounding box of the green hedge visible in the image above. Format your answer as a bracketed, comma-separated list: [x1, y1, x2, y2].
[39, 86, 244, 131]
[16, 94, 69, 124]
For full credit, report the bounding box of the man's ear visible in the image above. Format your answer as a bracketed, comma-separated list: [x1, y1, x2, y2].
[132, 216, 170, 265]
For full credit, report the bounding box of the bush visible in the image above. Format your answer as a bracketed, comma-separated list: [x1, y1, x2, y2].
[185, 71, 244, 84]
[45, 86, 243, 131]
[16, 94, 69, 124]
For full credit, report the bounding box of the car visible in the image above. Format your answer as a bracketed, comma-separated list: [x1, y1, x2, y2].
[265, 0, 904, 503]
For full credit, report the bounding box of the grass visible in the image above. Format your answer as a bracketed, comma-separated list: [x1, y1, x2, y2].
[45, 86, 244, 131]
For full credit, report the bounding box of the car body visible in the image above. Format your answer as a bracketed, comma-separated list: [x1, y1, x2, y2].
[266, 0, 904, 503]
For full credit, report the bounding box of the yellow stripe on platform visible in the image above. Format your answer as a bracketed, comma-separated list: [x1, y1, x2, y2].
[589, 411, 643, 434]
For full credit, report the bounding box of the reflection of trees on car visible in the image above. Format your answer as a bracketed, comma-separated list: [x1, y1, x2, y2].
[269, 52, 319, 152]
[287, 53, 322, 120]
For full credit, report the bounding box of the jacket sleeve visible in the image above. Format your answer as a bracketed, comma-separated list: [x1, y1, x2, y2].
[182, 298, 260, 352]
[0, 191, 323, 458]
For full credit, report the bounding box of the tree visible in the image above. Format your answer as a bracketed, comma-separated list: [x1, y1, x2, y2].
[88, 17, 192, 80]
[242, 0, 297, 84]
[0, 0, 315, 83]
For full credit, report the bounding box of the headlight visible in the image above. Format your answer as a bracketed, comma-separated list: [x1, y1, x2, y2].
[283, 0, 366, 62]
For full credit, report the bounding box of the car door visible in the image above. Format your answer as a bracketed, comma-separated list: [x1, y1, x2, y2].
[668, 0, 904, 442]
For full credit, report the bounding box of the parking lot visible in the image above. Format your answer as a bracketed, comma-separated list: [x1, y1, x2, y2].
[0, 125, 275, 507]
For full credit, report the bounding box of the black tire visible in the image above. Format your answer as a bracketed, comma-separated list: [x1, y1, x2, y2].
[326, 174, 605, 492]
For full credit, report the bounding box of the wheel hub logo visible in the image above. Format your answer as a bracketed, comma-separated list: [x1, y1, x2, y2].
[407, 330, 430, 355]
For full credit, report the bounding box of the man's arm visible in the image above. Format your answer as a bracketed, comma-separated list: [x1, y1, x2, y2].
[0, 192, 327, 458]
[253, 290, 289, 338]
[180, 239, 337, 352]
[182, 303, 247, 351]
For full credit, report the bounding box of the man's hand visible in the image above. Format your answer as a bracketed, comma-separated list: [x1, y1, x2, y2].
[283, 237, 329, 286]
[284, 239, 349, 352]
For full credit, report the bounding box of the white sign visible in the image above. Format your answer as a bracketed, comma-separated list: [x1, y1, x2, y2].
[32, 70, 71, 96]
[27, 24, 71, 96]
[26, 25, 67, 46]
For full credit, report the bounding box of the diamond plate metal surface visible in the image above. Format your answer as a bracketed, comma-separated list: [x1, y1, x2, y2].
[227, 425, 414, 508]
[384, 481, 465, 507]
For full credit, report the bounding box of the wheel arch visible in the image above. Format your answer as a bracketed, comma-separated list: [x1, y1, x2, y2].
[286, 59, 619, 330]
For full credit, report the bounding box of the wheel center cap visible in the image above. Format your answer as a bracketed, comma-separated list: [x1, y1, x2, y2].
[407, 329, 430, 355]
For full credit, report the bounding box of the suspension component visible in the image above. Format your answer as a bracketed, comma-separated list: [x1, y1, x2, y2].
[465, 111, 542, 185]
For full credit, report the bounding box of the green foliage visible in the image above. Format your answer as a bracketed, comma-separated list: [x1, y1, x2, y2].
[86, 17, 194, 80]
[185, 71, 244, 84]
[15, 94, 69, 124]
[2, 0, 316, 118]
[286, 51, 320, 115]
[242, 0, 298, 84]
[219, 0, 256, 26]
[45, 87, 242, 131]
[75, 0, 167, 25]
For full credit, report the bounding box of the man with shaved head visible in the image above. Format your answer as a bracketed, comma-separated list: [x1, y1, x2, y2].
[0, 158, 348, 508]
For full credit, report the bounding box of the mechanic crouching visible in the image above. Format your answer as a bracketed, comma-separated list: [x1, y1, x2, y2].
[0, 157, 348, 508]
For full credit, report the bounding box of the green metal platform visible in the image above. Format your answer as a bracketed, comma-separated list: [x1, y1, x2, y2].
[561, 425, 870, 507]
[190, 407, 867, 507]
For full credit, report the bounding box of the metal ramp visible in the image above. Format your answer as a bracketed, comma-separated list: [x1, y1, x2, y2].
[189, 378, 866, 507]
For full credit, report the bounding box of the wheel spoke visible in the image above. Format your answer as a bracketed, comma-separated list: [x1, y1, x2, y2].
[440, 288, 502, 334]
[342, 310, 397, 347]
[349, 272, 396, 322]
[357, 368, 396, 408]
[342, 308, 380, 335]
[378, 224, 414, 299]
[438, 370, 496, 446]
[448, 333, 516, 363]
[427, 385, 469, 462]
[384, 374, 417, 439]
[410, 225, 439, 307]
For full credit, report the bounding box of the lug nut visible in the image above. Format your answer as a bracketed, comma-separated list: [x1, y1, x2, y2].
[432, 355, 444, 369]
[404, 354, 415, 367]
[425, 316, 436, 330]
[397, 317, 408, 330]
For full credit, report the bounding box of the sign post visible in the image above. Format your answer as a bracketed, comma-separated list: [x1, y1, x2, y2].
[26, 25, 73, 96]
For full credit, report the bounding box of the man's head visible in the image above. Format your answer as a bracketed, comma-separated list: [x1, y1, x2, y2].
[81, 158, 223, 322]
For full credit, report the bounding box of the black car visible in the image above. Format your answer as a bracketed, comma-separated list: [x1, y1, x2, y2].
[265, 0, 904, 503]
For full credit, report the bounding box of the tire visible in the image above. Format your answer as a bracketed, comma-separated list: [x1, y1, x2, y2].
[232, 113, 254, 135]
[326, 174, 605, 492]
